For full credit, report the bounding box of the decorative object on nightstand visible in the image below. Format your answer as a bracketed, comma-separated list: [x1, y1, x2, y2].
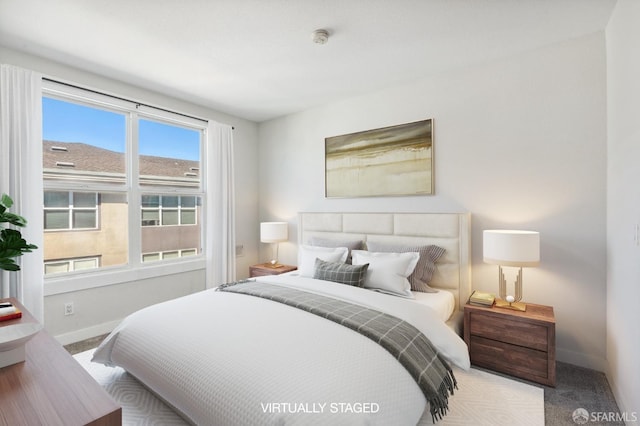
[0, 301, 22, 322]
[464, 302, 556, 386]
[249, 263, 297, 278]
[260, 222, 288, 267]
[483, 230, 540, 311]
[468, 290, 495, 307]
[0, 300, 41, 368]
[0, 321, 42, 368]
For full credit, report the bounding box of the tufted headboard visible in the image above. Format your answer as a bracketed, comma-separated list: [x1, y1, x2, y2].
[298, 212, 472, 311]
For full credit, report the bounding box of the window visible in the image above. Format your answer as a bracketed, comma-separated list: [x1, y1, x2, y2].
[142, 248, 198, 263]
[44, 256, 100, 275]
[44, 191, 98, 230]
[141, 195, 198, 226]
[42, 81, 205, 284]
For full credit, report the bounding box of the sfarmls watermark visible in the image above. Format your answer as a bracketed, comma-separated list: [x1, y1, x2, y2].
[572, 408, 637, 424]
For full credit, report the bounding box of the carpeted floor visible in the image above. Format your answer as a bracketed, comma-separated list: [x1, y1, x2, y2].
[66, 336, 623, 426]
[468, 363, 623, 426]
[65, 333, 109, 355]
[542, 363, 624, 425]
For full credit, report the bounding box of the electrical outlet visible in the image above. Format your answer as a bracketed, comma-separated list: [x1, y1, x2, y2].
[235, 244, 244, 257]
[64, 302, 74, 316]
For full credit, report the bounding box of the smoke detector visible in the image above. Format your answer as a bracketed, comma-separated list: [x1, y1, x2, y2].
[312, 29, 329, 45]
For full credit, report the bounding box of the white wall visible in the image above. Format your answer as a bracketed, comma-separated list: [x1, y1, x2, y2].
[0, 46, 261, 341]
[46, 270, 205, 344]
[606, 0, 640, 417]
[259, 33, 608, 370]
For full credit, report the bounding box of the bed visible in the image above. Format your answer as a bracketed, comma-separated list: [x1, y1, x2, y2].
[93, 212, 472, 425]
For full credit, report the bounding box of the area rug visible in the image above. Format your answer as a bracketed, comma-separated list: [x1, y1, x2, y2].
[74, 349, 544, 425]
[428, 367, 544, 426]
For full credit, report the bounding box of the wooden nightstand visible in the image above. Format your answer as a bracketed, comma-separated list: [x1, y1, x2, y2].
[249, 263, 297, 277]
[464, 302, 556, 386]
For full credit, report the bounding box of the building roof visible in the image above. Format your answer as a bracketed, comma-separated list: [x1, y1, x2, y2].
[43, 141, 199, 185]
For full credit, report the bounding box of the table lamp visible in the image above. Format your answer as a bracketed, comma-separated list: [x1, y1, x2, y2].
[260, 222, 288, 267]
[483, 230, 540, 311]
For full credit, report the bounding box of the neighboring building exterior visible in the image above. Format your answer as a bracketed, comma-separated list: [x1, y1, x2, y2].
[42, 140, 201, 274]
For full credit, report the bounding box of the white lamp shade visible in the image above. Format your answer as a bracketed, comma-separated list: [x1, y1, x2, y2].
[483, 230, 540, 267]
[260, 222, 288, 243]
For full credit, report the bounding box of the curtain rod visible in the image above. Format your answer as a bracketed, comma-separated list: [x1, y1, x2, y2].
[42, 77, 234, 129]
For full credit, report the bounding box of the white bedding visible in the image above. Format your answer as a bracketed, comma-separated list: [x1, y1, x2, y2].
[93, 275, 470, 425]
[284, 270, 456, 323]
[411, 290, 455, 323]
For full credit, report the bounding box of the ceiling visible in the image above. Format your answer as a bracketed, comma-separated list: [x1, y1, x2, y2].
[0, 0, 616, 122]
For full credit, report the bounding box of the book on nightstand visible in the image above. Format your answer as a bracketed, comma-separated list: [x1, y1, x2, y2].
[468, 290, 495, 307]
[0, 303, 22, 322]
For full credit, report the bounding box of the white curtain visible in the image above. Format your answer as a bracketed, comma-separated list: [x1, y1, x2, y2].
[0, 64, 44, 322]
[205, 122, 236, 288]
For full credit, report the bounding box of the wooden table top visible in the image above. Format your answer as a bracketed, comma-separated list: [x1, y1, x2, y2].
[0, 298, 121, 426]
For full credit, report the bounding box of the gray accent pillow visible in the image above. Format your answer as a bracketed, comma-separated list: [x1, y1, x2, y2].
[365, 242, 446, 293]
[309, 237, 364, 264]
[313, 258, 369, 287]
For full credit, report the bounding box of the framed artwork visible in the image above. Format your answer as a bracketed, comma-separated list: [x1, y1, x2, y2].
[325, 119, 433, 198]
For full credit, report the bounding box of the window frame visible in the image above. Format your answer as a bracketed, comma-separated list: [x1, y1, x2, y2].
[42, 81, 207, 296]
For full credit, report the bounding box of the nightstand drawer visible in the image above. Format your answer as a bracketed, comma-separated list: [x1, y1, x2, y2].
[469, 335, 549, 380]
[464, 303, 556, 386]
[468, 311, 548, 351]
[250, 268, 280, 277]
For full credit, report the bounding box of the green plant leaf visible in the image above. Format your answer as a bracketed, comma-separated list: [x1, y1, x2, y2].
[0, 193, 13, 209]
[0, 229, 37, 250]
[0, 211, 28, 227]
[0, 194, 37, 271]
[0, 259, 19, 271]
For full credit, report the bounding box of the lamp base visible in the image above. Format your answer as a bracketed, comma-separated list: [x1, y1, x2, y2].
[494, 298, 527, 312]
[265, 260, 282, 268]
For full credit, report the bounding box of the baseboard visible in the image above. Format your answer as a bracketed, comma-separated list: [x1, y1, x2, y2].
[606, 366, 639, 423]
[556, 347, 608, 372]
[52, 319, 121, 346]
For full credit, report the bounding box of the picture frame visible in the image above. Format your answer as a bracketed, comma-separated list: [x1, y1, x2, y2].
[325, 119, 433, 198]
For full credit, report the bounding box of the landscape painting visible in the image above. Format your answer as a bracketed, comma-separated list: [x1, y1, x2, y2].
[325, 119, 433, 197]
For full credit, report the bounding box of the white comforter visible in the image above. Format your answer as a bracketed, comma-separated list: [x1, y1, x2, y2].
[93, 275, 470, 425]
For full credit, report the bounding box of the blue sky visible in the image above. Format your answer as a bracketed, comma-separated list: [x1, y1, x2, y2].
[42, 97, 200, 161]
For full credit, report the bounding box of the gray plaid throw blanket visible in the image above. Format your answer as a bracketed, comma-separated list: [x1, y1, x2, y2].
[217, 280, 457, 422]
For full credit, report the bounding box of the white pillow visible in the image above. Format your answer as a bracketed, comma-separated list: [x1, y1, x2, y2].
[298, 245, 349, 277]
[351, 250, 419, 298]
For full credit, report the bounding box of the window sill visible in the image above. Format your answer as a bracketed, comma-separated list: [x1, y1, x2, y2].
[43, 257, 206, 296]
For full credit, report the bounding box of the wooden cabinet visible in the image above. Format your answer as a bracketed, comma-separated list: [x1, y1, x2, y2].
[0, 298, 121, 425]
[249, 263, 297, 277]
[464, 302, 556, 386]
